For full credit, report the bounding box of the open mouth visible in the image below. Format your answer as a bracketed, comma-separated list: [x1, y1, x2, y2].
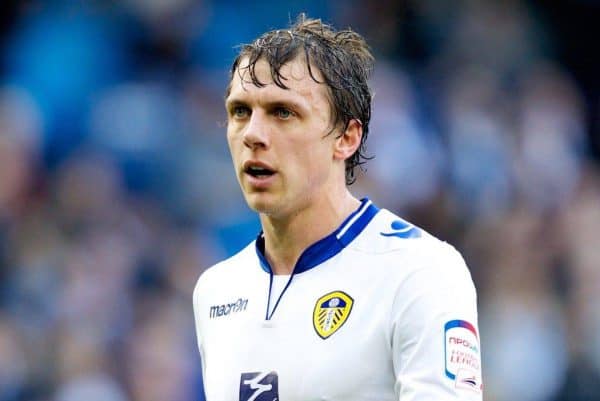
[245, 165, 275, 178]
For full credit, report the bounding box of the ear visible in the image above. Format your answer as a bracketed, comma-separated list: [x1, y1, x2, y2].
[333, 119, 363, 162]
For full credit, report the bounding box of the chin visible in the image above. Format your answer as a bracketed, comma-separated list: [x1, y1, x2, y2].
[244, 193, 276, 213]
[244, 193, 287, 217]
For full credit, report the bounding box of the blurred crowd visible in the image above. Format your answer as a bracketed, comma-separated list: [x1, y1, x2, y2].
[0, 1, 599, 401]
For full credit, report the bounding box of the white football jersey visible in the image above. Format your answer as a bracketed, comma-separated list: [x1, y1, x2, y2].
[193, 199, 483, 400]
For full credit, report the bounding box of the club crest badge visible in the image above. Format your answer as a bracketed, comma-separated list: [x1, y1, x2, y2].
[313, 291, 354, 339]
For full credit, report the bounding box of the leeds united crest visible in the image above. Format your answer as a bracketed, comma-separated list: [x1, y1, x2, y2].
[313, 291, 354, 339]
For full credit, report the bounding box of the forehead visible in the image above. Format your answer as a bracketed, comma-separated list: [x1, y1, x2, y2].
[226, 56, 330, 107]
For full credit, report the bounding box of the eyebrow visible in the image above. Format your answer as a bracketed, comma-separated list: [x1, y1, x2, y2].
[225, 96, 309, 114]
[225, 98, 248, 109]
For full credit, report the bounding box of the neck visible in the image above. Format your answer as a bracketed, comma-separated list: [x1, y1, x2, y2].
[260, 190, 361, 275]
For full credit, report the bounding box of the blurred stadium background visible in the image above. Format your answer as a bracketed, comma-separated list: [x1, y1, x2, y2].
[0, 1, 599, 400]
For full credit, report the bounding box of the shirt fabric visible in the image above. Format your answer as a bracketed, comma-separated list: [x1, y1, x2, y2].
[193, 198, 483, 401]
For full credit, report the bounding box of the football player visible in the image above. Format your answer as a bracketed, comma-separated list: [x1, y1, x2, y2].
[193, 14, 482, 401]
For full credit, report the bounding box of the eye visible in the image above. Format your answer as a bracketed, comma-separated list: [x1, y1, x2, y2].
[274, 107, 294, 120]
[232, 105, 250, 119]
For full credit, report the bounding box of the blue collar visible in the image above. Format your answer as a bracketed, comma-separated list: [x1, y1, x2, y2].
[255, 198, 380, 274]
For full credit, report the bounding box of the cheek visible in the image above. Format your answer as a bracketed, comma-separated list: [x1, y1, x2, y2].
[226, 132, 241, 159]
[226, 128, 235, 146]
[291, 139, 331, 178]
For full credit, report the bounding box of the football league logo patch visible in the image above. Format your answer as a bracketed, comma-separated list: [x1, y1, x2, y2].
[313, 291, 353, 339]
[444, 319, 483, 394]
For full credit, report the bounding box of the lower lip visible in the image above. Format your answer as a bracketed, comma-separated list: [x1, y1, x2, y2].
[244, 172, 277, 189]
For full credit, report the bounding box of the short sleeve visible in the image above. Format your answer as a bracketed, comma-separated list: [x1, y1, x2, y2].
[390, 245, 483, 400]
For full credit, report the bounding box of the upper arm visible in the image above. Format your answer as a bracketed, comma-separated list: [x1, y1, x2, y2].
[390, 246, 483, 400]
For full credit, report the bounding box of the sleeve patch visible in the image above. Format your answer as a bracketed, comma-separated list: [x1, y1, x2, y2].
[444, 320, 482, 393]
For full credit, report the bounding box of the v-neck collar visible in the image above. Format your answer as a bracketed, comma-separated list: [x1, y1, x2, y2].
[255, 198, 379, 274]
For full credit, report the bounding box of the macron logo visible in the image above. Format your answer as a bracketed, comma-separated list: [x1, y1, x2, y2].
[380, 219, 421, 239]
[209, 298, 248, 319]
[240, 372, 279, 401]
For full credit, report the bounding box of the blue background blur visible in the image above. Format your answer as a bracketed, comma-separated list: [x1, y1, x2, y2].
[1, 1, 599, 400]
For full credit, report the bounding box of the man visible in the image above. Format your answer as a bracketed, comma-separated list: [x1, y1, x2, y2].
[193, 15, 482, 400]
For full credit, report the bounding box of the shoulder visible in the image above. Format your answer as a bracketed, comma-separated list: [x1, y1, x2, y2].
[351, 208, 473, 288]
[193, 241, 255, 302]
[351, 207, 448, 254]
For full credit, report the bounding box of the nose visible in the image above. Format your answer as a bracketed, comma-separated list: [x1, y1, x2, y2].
[243, 111, 270, 150]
